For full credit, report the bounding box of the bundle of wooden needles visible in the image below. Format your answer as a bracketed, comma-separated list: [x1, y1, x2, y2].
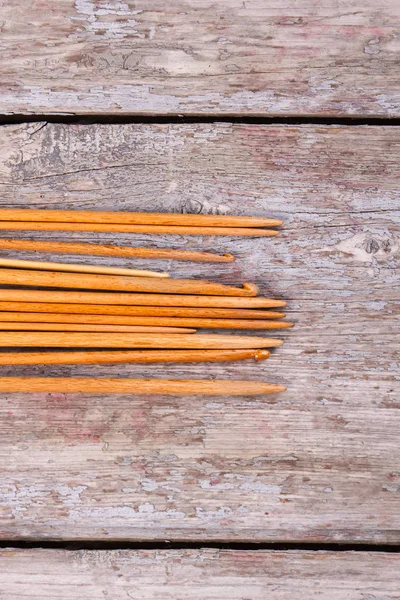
[0, 208, 291, 396]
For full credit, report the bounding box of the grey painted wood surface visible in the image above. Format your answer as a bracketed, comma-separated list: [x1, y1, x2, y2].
[0, 549, 399, 599]
[0, 1, 399, 116]
[0, 122, 398, 542]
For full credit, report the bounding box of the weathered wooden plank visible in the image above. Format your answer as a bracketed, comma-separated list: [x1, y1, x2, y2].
[0, 549, 399, 599]
[0, 1, 399, 116]
[0, 123, 398, 542]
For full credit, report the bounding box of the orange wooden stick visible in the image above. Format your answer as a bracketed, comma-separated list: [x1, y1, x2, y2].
[0, 305, 286, 320]
[0, 376, 286, 395]
[109, 319, 292, 330]
[0, 290, 283, 308]
[0, 208, 282, 228]
[0, 222, 279, 237]
[0, 316, 292, 330]
[0, 257, 168, 278]
[0, 332, 283, 348]
[0, 239, 234, 263]
[0, 268, 257, 297]
[0, 349, 270, 365]
[0, 323, 196, 333]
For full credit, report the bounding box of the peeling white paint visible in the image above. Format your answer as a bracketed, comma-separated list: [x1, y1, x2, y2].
[140, 478, 159, 492]
[199, 477, 281, 495]
[53, 484, 87, 506]
[2, 82, 399, 116]
[66, 503, 187, 523]
[239, 481, 282, 494]
[139, 478, 182, 493]
[195, 506, 233, 520]
[72, 0, 142, 39]
[200, 479, 234, 491]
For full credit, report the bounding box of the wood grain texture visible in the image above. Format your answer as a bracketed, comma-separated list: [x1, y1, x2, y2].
[0, 268, 256, 296]
[0, 324, 197, 333]
[0, 221, 280, 237]
[0, 349, 271, 365]
[0, 549, 399, 600]
[0, 307, 287, 320]
[0, 377, 286, 395]
[0, 208, 282, 227]
[0, 256, 169, 278]
[0, 331, 283, 348]
[0, 123, 398, 543]
[0, 290, 282, 308]
[0, 316, 291, 330]
[0, 1, 399, 116]
[0, 239, 235, 263]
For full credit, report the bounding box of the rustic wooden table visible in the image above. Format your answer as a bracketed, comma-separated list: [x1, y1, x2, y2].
[0, 1, 399, 597]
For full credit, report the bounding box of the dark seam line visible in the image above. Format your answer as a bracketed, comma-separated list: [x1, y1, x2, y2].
[0, 541, 399, 552]
[0, 115, 400, 126]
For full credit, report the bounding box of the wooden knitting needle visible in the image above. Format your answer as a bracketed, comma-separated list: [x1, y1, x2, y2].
[0, 257, 168, 278]
[0, 376, 286, 395]
[0, 317, 291, 330]
[0, 332, 283, 348]
[0, 349, 270, 365]
[0, 208, 282, 228]
[0, 290, 283, 308]
[0, 317, 290, 330]
[0, 268, 257, 297]
[89, 318, 292, 330]
[0, 323, 197, 333]
[0, 306, 286, 320]
[0, 239, 234, 263]
[0, 222, 279, 237]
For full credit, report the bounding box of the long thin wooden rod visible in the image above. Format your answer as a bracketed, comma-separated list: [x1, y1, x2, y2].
[0, 323, 197, 333]
[0, 208, 282, 228]
[0, 376, 286, 395]
[0, 222, 279, 237]
[0, 349, 270, 365]
[0, 268, 257, 297]
[0, 239, 234, 263]
[96, 318, 292, 330]
[0, 290, 282, 308]
[0, 317, 291, 330]
[0, 257, 168, 278]
[0, 305, 286, 320]
[0, 332, 283, 348]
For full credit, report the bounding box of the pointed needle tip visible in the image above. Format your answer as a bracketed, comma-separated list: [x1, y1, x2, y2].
[275, 385, 287, 393]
